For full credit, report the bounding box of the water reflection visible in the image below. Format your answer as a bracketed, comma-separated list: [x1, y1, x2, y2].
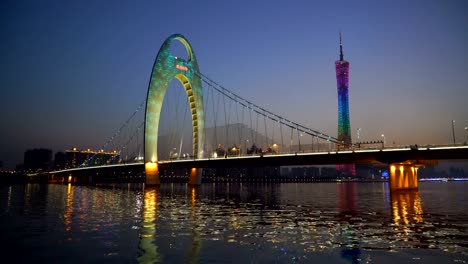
[338, 182, 358, 220]
[187, 186, 201, 264]
[391, 191, 423, 225]
[138, 185, 203, 263]
[2, 182, 467, 263]
[138, 186, 161, 263]
[64, 183, 74, 233]
[337, 183, 361, 264]
[6, 186, 12, 212]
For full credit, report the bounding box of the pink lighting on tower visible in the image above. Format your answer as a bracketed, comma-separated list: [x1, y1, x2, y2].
[335, 32, 355, 176]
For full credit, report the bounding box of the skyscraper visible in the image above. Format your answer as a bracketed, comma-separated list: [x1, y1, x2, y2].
[335, 33, 355, 176]
[335, 33, 352, 148]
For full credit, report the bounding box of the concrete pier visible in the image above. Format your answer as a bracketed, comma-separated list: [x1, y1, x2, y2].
[145, 162, 160, 185]
[389, 164, 418, 191]
[188, 168, 202, 185]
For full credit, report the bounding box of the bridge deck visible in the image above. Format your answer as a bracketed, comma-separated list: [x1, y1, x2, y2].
[49, 145, 468, 175]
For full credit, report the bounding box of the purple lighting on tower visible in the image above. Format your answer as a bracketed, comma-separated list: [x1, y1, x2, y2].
[335, 32, 352, 147]
[335, 33, 355, 176]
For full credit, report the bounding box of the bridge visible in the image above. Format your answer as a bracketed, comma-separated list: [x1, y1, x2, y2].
[48, 34, 468, 191]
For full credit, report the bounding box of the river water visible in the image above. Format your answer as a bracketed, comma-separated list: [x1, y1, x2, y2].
[1, 181, 467, 263]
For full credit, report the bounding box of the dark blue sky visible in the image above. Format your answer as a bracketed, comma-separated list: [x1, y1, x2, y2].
[1, 0, 467, 168]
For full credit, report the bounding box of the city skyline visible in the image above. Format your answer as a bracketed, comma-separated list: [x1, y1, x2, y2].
[1, 0, 467, 169]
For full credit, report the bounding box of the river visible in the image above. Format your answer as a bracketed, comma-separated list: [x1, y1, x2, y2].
[1, 181, 467, 263]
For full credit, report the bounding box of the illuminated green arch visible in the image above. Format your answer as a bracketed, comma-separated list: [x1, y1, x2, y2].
[144, 34, 204, 163]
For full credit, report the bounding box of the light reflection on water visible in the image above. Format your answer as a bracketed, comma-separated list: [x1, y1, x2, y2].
[139, 187, 160, 263]
[0, 182, 467, 263]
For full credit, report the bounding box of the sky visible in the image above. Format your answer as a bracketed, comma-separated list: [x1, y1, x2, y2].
[1, 0, 467, 169]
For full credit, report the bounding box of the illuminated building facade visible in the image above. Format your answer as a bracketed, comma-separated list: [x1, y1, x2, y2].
[335, 33, 355, 176]
[24, 148, 52, 172]
[64, 148, 119, 169]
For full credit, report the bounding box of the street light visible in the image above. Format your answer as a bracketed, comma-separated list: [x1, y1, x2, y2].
[381, 134, 386, 147]
[452, 120, 456, 145]
[465, 126, 467, 144]
[272, 143, 279, 154]
[245, 139, 249, 155]
[299, 133, 303, 152]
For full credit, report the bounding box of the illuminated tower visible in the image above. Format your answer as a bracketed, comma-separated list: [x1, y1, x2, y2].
[335, 33, 355, 176]
[335, 33, 352, 148]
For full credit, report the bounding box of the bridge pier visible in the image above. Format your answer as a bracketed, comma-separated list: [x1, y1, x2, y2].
[188, 168, 202, 185]
[389, 164, 418, 191]
[145, 162, 160, 185]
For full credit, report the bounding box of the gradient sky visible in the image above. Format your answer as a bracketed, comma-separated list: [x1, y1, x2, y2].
[1, 0, 467, 169]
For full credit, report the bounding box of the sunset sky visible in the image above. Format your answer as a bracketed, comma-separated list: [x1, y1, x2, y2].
[1, 0, 467, 168]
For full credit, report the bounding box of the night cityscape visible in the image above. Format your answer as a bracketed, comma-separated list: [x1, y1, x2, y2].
[1, 0, 468, 263]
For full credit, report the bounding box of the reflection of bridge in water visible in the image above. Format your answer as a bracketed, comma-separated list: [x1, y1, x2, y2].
[46, 34, 468, 191]
[134, 182, 463, 263]
[8, 180, 463, 262]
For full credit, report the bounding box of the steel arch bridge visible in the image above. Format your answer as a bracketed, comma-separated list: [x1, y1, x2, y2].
[46, 34, 468, 191]
[144, 34, 205, 185]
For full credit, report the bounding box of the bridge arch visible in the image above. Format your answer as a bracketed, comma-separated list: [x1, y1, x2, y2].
[144, 34, 205, 184]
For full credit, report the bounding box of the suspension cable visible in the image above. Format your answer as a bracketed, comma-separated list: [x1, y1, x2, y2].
[195, 71, 341, 144]
[81, 99, 146, 167]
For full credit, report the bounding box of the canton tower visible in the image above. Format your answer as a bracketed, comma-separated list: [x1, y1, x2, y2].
[335, 33, 355, 176]
[335, 33, 352, 148]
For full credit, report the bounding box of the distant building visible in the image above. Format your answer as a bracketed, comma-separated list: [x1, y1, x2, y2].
[54, 152, 67, 170]
[287, 166, 320, 178]
[283, 166, 350, 178]
[24, 148, 53, 172]
[354, 164, 388, 179]
[62, 148, 120, 169]
[321, 166, 338, 177]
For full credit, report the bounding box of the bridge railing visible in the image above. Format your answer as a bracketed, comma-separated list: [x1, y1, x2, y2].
[164, 143, 468, 161]
[55, 144, 467, 169]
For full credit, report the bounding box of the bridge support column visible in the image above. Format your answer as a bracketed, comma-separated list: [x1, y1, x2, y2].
[145, 162, 160, 185]
[188, 168, 202, 185]
[389, 164, 418, 191]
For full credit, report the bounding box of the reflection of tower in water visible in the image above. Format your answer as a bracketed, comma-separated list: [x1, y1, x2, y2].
[338, 183, 357, 219]
[337, 183, 361, 264]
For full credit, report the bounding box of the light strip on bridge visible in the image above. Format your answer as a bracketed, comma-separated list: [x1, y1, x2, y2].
[50, 162, 143, 174]
[268, 154, 297, 157]
[353, 149, 381, 153]
[295, 152, 337, 156]
[381, 148, 411, 152]
[159, 155, 262, 164]
[427, 146, 468, 150]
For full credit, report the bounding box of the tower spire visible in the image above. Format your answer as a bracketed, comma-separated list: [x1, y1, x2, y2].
[339, 32, 344, 61]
